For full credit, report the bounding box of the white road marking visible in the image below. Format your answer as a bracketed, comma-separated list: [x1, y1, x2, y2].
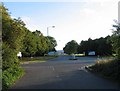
[52, 66, 55, 71]
[50, 66, 55, 71]
[78, 66, 88, 72]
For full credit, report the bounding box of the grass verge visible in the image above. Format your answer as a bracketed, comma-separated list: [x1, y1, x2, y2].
[0, 69, 2, 90]
[20, 55, 58, 64]
[86, 59, 119, 83]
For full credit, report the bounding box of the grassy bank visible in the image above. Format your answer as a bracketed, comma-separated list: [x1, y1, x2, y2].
[20, 55, 58, 64]
[87, 58, 119, 83]
[2, 67, 25, 90]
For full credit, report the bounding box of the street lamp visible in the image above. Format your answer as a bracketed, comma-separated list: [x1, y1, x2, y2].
[47, 26, 55, 36]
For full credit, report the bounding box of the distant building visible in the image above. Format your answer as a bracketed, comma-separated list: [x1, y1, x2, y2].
[48, 50, 64, 55]
[48, 51, 55, 55]
[55, 50, 64, 55]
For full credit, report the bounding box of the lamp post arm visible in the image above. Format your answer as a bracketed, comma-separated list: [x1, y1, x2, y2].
[47, 26, 55, 36]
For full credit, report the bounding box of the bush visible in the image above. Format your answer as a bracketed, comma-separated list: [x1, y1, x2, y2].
[90, 59, 119, 81]
[2, 45, 19, 70]
[2, 66, 24, 90]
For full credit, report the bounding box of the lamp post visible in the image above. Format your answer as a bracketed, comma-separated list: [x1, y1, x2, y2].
[47, 26, 55, 36]
[46, 26, 55, 55]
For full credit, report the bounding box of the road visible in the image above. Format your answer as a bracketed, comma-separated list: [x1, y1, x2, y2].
[10, 56, 119, 89]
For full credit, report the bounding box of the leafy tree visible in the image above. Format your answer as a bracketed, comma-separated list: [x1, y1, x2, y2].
[77, 36, 112, 56]
[22, 30, 37, 57]
[46, 36, 57, 52]
[33, 30, 49, 56]
[111, 22, 120, 59]
[63, 40, 78, 55]
[2, 5, 25, 70]
[2, 4, 25, 90]
[22, 30, 57, 56]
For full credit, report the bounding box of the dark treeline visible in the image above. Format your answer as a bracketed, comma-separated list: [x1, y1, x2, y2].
[77, 36, 112, 56]
[63, 21, 120, 58]
[63, 36, 113, 56]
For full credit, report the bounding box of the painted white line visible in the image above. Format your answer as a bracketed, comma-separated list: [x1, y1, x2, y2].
[50, 66, 55, 71]
[52, 66, 55, 71]
[78, 66, 88, 72]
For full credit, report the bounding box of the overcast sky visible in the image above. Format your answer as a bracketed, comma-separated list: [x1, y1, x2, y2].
[4, 0, 119, 50]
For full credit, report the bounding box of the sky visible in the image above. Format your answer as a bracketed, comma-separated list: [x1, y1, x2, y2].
[4, 0, 119, 50]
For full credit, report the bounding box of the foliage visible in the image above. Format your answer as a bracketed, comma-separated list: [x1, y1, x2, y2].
[77, 36, 112, 56]
[2, 17, 25, 52]
[89, 59, 119, 82]
[2, 4, 58, 90]
[2, 66, 24, 90]
[22, 30, 37, 57]
[64, 36, 112, 56]
[88, 20, 120, 83]
[2, 44, 19, 70]
[2, 3, 26, 69]
[2, 4, 25, 90]
[34, 31, 49, 56]
[22, 30, 57, 57]
[63, 40, 78, 55]
[45, 36, 57, 52]
[111, 22, 120, 59]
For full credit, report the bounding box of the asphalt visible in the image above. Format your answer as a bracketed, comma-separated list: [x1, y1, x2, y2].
[9, 56, 119, 89]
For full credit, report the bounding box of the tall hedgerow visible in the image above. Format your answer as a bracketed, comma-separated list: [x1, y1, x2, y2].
[2, 3, 25, 90]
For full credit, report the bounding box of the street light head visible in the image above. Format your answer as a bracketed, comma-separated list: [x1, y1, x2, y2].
[47, 26, 55, 36]
[52, 26, 55, 28]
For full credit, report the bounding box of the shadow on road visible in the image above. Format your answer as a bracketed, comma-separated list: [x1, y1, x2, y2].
[10, 69, 119, 89]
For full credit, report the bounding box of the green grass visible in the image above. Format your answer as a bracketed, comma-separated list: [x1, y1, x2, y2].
[0, 69, 1, 76]
[75, 54, 85, 57]
[20, 55, 58, 64]
[0, 70, 1, 88]
[88, 58, 119, 83]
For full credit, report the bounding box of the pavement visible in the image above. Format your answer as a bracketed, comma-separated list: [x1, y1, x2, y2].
[9, 56, 119, 90]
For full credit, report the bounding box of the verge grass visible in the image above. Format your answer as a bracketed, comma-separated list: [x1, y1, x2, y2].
[87, 59, 119, 83]
[20, 55, 58, 64]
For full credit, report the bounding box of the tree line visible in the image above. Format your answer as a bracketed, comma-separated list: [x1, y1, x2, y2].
[63, 26, 120, 58]
[77, 36, 112, 56]
[22, 30, 57, 57]
[2, 4, 57, 90]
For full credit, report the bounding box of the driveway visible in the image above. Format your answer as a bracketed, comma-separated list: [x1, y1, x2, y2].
[9, 56, 119, 89]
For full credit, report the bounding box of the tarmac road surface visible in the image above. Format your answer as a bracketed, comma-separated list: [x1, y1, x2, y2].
[9, 56, 119, 90]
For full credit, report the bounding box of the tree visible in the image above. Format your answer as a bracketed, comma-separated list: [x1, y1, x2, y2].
[111, 21, 120, 59]
[2, 5, 26, 70]
[2, 4, 26, 90]
[63, 40, 78, 55]
[77, 36, 112, 56]
[22, 30, 57, 56]
[22, 30, 37, 57]
[33, 30, 49, 56]
[45, 36, 57, 52]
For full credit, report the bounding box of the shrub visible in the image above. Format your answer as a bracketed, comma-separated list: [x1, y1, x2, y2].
[2, 66, 24, 90]
[2, 44, 19, 70]
[90, 59, 119, 81]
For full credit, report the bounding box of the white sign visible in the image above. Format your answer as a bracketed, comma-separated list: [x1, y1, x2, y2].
[17, 52, 22, 57]
[88, 51, 95, 56]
